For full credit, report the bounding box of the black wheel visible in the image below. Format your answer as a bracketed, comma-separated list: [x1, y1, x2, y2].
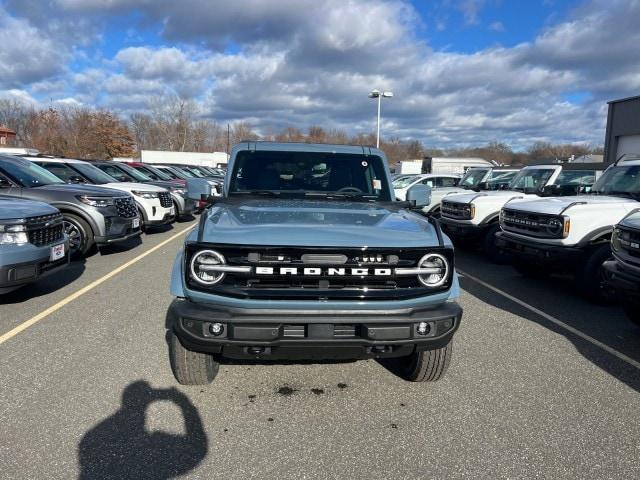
[621, 298, 640, 326]
[575, 244, 616, 305]
[483, 224, 507, 263]
[397, 341, 453, 382]
[63, 213, 94, 257]
[138, 208, 147, 232]
[168, 331, 219, 385]
[513, 260, 548, 279]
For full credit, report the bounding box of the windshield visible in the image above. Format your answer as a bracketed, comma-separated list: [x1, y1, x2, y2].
[484, 171, 517, 190]
[155, 166, 181, 180]
[0, 158, 66, 187]
[72, 162, 119, 184]
[115, 163, 152, 182]
[459, 168, 489, 188]
[172, 166, 196, 178]
[36, 162, 88, 183]
[136, 165, 172, 181]
[392, 176, 418, 188]
[509, 168, 556, 192]
[229, 150, 391, 201]
[591, 165, 640, 198]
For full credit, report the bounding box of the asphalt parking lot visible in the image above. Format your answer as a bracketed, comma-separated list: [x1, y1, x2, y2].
[1, 223, 638, 479]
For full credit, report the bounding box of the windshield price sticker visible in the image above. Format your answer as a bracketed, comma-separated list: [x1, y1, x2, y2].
[372, 179, 382, 190]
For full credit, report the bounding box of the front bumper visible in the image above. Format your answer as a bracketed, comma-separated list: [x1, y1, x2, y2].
[167, 298, 462, 360]
[495, 232, 584, 267]
[94, 216, 142, 245]
[0, 243, 70, 294]
[603, 259, 640, 294]
[439, 217, 488, 239]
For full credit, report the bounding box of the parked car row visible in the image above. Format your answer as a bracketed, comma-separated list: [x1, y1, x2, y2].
[427, 156, 639, 327]
[0, 153, 225, 294]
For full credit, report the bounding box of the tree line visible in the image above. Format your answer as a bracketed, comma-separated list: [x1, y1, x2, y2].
[0, 96, 603, 165]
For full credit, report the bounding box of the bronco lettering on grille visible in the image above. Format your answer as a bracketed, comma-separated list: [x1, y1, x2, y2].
[256, 267, 393, 276]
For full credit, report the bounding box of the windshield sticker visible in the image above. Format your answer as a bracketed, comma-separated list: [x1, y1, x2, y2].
[372, 179, 382, 190]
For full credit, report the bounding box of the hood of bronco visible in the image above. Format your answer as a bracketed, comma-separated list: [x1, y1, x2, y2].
[196, 199, 443, 248]
[503, 194, 634, 216]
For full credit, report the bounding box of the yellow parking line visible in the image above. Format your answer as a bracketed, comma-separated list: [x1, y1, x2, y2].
[0, 224, 195, 346]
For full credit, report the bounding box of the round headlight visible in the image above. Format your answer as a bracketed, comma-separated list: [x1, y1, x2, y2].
[190, 250, 226, 285]
[611, 227, 621, 252]
[547, 218, 563, 236]
[417, 253, 449, 287]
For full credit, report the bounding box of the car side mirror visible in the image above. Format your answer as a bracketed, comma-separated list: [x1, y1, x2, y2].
[187, 178, 216, 203]
[540, 185, 557, 196]
[406, 184, 431, 208]
[476, 181, 488, 191]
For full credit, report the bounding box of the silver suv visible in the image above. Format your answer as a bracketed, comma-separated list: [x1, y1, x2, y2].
[0, 155, 141, 256]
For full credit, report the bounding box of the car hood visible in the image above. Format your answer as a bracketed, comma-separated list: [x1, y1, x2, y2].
[197, 199, 442, 248]
[503, 195, 634, 215]
[0, 197, 58, 220]
[35, 183, 130, 196]
[102, 182, 166, 193]
[441, 190, 525, 204]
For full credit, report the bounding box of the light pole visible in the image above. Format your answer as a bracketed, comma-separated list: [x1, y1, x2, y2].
[368, 89, 393, 148]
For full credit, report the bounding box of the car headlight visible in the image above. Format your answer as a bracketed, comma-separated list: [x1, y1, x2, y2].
[132, 190, 159, 199]
[0, 224, 28, 245]
[611, 227, 621, 252]
[463, 204, 475, 219]
[416, 253, 449, 288]
[77, 195, 115, 207]
[190, 250, 227, 285]
[545, 216, 570, 238]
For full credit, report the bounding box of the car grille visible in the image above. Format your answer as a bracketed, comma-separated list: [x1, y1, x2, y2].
[501, 208, 557, 238]
[158, 191, 172, 208]
[114, 197, 137, 218]
[26, 213, 64, 247]
[441, 201, 470, 219]
[185, 245, 453, 301]
[617, 227, 640, 261]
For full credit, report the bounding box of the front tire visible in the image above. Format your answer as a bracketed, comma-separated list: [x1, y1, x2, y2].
[397, 341, 453, 382]
[575, 244, 615, 304]
[63, 213, 94, 258]
[168, 331, 219, 385]
[483, 224, 507, 263]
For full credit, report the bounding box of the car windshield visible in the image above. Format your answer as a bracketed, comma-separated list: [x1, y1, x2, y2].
[36, 162, 88, 183]
[156, 167, 181, 179]
[484, 171, 517, 189]
[136, 165, 172, 181]
[115, 163, 152, 181]
[392, 176, 417, 188]
[173, 166, 196, 178]
[591, 165, 640, 198]
[229, 150, 391, 201]
[460, 168, 489, 188]
[509, 168, 556, 192]
[0, 158, 66, 187]
[72, 162, 119, 184]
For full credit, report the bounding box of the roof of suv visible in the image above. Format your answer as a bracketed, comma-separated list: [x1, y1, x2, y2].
[235, 141, 384, 156]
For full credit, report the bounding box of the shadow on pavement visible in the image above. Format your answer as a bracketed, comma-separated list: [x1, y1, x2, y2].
[77, 380, 207, 480]
[459, 274, 640, 393]
[0, 259, 86, 305]
[145, 224, 175, 235]
[97, 235, 143, 256]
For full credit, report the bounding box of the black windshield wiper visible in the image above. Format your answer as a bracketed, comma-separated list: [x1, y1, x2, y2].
[230, 190, 281, 197]
[304, 192, 378, 201]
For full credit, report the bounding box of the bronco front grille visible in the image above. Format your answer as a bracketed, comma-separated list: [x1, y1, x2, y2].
[617, 227, 640, 261]
[501, 208, 560, 238]
[184, 244, 454, 301]
[26, 213, 64, 247]
[158, 191, 172, 208]
[114, 197, 137, 218]
[441, 201, 470, 219]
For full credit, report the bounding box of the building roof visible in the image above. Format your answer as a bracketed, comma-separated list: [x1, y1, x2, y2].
[607, 94, 640, 104]
[0, 126, 16, 136]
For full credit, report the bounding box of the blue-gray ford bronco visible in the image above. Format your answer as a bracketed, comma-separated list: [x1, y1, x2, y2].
[0, 197, 69, 294]
[166, 142, 462, 384]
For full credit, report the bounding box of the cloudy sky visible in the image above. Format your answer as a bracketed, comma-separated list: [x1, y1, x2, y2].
[1, 0, 639, 149]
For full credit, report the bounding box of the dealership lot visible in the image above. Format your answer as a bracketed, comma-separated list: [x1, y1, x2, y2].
[1, 224, 638, 479]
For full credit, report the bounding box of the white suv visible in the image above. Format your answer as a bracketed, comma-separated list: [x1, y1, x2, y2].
[29, 157, 174, 230]
[393, 174, 460, 214]
[439, 163, 603, 261]
[496, 156, 640, 302]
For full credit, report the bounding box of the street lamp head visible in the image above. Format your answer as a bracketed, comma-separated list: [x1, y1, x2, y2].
[382, 91, 394, 98]
[368, 89, 381, 98]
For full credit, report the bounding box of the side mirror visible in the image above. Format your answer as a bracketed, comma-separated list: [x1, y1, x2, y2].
[187, 178, 215, 203]
[406, 184, 431, 208]
[476, 181, 488, 191]
[540, 185, 558, 196]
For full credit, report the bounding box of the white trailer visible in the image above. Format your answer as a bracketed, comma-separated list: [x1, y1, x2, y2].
[423, 157, 495, 175]
[0, 147, 40, 156]
[137, 150, 230, 168]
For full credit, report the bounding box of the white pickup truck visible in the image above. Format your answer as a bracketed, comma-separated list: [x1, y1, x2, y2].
[496, 155, 640, 302]
[439, 163, 604, 261]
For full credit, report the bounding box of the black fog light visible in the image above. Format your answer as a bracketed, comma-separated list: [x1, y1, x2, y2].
[209, 322, 224, 336]
[416, 321, 431, 336]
